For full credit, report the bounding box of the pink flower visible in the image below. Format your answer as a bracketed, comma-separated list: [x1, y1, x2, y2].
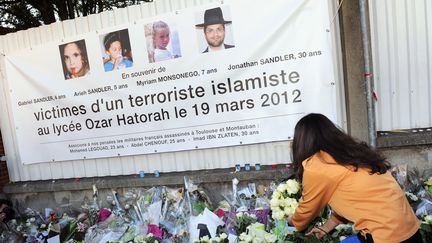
[147, 224, 164, 239]
[97, 208, 112, 222]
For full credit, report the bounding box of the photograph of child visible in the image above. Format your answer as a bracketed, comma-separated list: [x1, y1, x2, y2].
[100, 29, 133, 72]
[195, 6, 235, 53]
[59, 40, 90, 80]
[145, 20, 181, 63]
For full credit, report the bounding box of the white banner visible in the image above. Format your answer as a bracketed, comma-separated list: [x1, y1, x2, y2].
[4, 0, 337, 164]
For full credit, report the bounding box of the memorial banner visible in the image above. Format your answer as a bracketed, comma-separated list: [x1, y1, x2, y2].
[3, 0, 338, 164]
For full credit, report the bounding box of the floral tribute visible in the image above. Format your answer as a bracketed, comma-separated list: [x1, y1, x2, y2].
[0, 166, 431, 242]
[270, 179, 301, 220]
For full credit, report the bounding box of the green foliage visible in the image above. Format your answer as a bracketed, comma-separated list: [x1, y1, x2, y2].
[0, 0, 154, 35]
[236, 213, 257, 235]
[420, 222, 432, 243]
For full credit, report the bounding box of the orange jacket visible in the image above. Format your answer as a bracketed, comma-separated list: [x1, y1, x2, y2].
[291, 151, 420, 243]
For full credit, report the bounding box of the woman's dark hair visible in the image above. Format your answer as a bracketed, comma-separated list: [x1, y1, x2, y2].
[292, 113, 390, 180]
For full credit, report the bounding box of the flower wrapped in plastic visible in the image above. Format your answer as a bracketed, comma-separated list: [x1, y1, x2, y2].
[236, 183, 258, 211]
[106, 189, 126, 217]
[160, 187, 190, 242]
[119, 224, 146, 242]
[238, 222, 277, 243]
[84, 213, 128, 243]
[8, 208, 47, 242]
[270, 179, 301, 220]
[135, 187, 163, 226]
[134, 232, 161, 243]
[57, 214, 78, 242]
[184, 176, 213, 216]
[121, 189, 141, 224]
[234, 212, 257, 235]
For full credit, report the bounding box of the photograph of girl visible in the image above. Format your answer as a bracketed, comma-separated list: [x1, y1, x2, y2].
[145, 20, 181, 63]
[101, 29, 133, 72]
[59, 40, 90, 80]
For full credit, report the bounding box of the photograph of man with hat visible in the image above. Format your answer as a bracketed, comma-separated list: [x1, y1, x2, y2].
[195, 7, 235, 53]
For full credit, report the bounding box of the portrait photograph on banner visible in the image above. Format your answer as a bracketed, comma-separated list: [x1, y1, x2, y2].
[99, 29, 134, 72]
[59, 39, 91, 80]
[144, 20, 182, 63]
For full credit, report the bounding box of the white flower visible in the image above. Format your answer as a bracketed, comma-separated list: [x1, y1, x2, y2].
[272, 190, 282, 200]
[125, 204, 130, 210]
[272, 210, 285, 220]
[271, 206, 282, 214]
[147, 233, 154, 237]
[424, 215, 432, 224]
[270, 180, 300, 221]
[29, 217, 36, 223]
[200, 235, 210, 242]
[270, 198, 280, 208]
[340, 236, 347, 241]
[236, 212, 244, 218]
[239, 232, 253, 242]
[335, 224, 351, 231]
[212, 236, 221, 242]
[264, 233, 277, 242]
[405, 192, 418, 201]
[283, 205, 296, 216]
[285, 179, 300, 195]
[276, 183, 288, 194]
[220, 233, 227, 239]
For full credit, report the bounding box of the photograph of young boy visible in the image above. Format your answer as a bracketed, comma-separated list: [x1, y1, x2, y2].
[101, 29, 133, 72]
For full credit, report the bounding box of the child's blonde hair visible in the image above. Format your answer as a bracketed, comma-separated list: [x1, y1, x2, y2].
[152, 21, 170, 48]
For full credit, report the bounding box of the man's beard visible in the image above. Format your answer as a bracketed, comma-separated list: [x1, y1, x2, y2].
[206, 37, 224, 48]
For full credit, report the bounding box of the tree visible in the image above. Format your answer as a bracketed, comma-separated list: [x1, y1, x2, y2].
[0, 0, 153, 35]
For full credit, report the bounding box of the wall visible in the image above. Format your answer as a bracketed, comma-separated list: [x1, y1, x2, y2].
[0, 0, 345, 182]
[369, 0, 432, 132]
[339, 0, 432, 171]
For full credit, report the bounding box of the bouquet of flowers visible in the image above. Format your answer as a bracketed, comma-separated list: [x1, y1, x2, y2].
[194, 233, 228, 243]
[160, 187, 190, 242]
[235, 212, 257, 235]
[238, 222, 277, 243]
[270, 179, 301, 220]
[184, 176, 213, 216]
[135, 187, 163, 225]
[134, 232, 161, 243]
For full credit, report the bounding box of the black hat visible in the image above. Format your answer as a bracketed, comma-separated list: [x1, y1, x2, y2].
[195, 7, 232, 27]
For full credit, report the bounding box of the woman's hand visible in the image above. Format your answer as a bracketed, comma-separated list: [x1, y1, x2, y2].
[287, 215, 293, 226]
[306, 226, 328, 240]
